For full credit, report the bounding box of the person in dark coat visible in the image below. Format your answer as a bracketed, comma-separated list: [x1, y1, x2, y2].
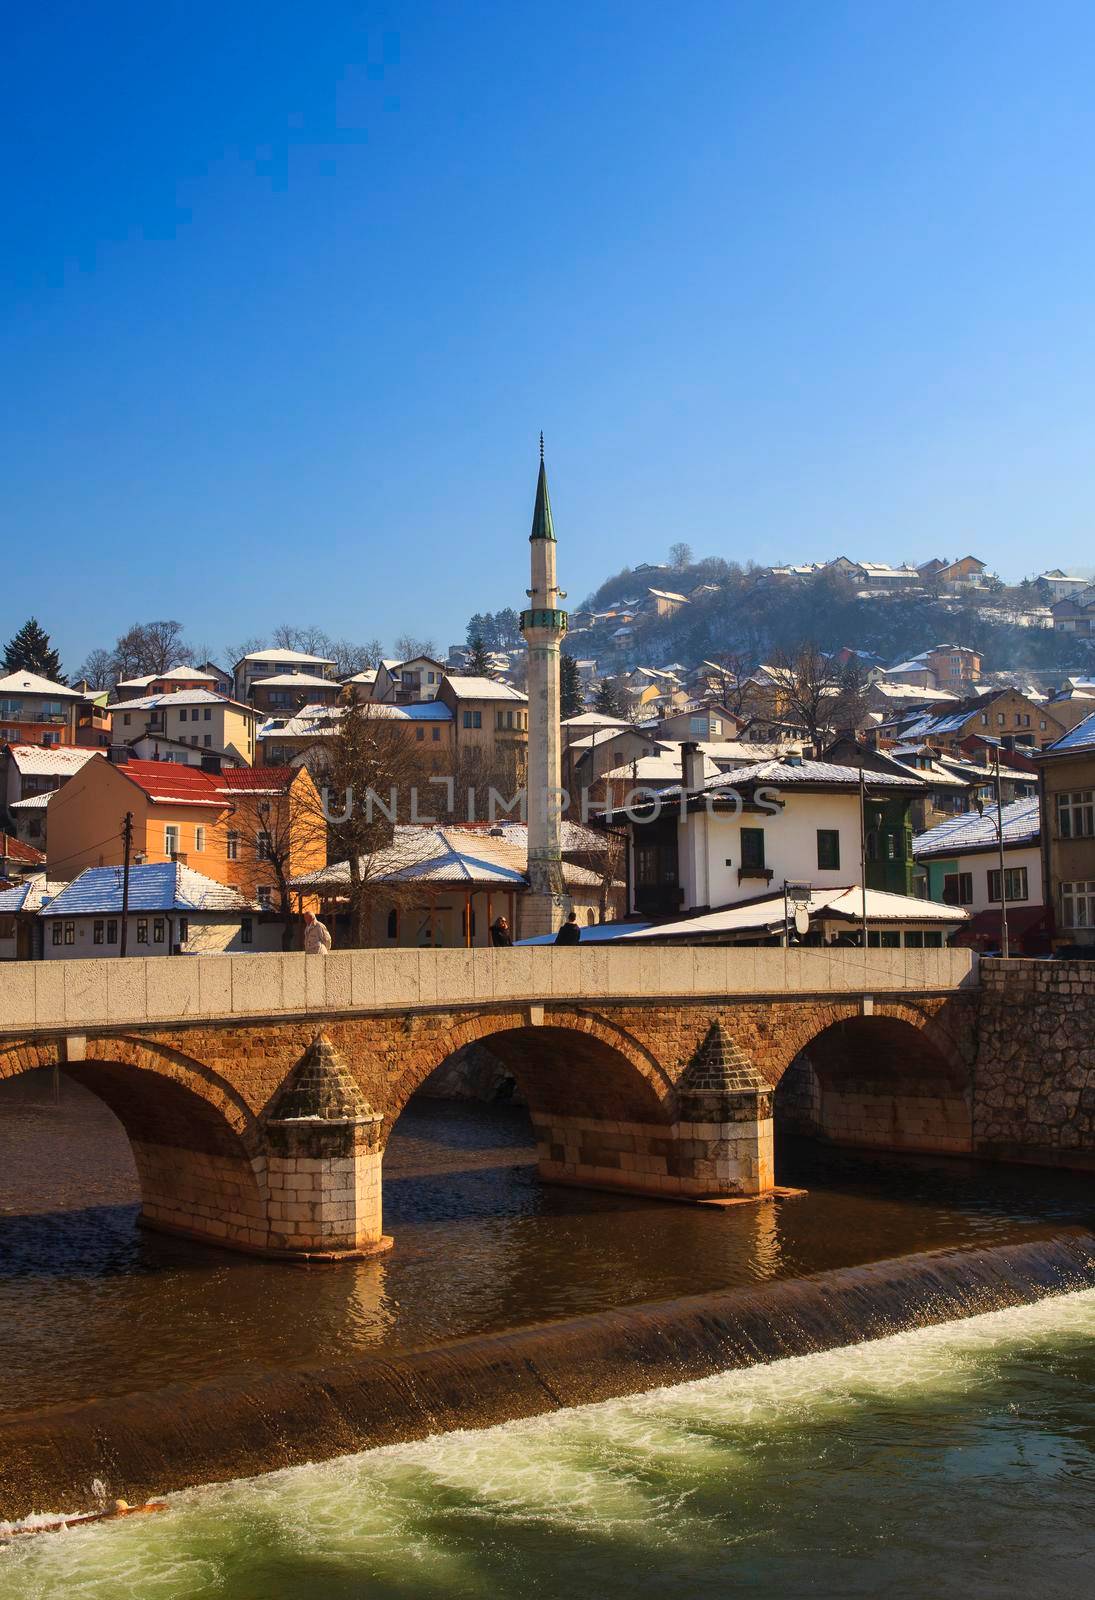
[555, 911, 581, 945]
[490, 916, 513, 947]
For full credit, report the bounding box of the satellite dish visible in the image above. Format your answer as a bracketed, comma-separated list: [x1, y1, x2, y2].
[794, 906, 810, 938]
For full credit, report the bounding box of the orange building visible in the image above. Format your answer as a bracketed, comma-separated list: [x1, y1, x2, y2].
[46, 758, 325, 904]
[0, 671, 84, 748]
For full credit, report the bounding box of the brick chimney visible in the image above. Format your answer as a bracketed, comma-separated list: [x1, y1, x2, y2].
[681, 740, 704, 792]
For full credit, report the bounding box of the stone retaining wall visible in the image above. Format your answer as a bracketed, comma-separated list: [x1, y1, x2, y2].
[975, 959, 1095, 1168]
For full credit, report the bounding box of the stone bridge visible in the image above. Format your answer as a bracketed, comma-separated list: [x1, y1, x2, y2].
[0, 945, 1009, 1260]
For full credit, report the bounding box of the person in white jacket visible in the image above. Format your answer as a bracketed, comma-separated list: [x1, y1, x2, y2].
[302, 909, 332, 955]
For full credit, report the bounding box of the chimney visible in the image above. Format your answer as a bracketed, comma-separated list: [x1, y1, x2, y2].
[785, 743, 804, 767]
[681, 740, 704, 792]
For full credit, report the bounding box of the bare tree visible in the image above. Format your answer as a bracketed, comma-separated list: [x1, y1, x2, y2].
[702, 652, 754, 718]
[111, 620, 193, 679]
[669, 542, 693, 571]
[225, 770, 323, 951]
[393, 634, 438, 663]
[75, 647, 116, 690]
[271, 623, 334, 657]
[326, 637, 385, 679]
[224, 635, 268, 670]
[768, 643, 846, 742]
[302, 698, 437, 946]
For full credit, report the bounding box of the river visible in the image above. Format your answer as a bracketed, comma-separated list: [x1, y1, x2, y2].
[2, 1068, 1094, 1594]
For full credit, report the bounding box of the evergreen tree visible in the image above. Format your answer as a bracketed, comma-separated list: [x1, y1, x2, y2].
[466, 613, 489, 648]
[3, 618, 65, 682]
[560, 651, 585, 719]
[465, 635, 495, 677]
[593, 676, 626, 717]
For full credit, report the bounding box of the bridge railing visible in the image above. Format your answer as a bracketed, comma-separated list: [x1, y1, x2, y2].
[0, 946, 976, 1035]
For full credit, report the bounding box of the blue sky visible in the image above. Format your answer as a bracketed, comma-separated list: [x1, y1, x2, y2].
[3, 1, 1094, 672]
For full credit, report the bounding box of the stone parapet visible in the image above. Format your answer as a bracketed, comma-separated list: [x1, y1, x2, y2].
[0, 945, 977, 1035]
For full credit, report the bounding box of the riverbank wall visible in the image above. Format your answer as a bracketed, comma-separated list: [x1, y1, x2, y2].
[3, 1231, 1093, 1524]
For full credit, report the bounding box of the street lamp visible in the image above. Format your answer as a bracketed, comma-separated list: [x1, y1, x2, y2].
[973, 745, 1010, 959]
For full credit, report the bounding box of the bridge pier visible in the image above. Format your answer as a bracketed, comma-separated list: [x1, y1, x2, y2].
[533, 1022, 774, 1202]
[259, 1034, 392, 1261]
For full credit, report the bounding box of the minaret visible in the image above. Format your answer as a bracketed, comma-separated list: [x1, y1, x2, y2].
[520, 434, 568, 936]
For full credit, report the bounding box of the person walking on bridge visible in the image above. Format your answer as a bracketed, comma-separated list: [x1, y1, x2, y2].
[303, 909, 332, 955]
[555, 911, 581, 946]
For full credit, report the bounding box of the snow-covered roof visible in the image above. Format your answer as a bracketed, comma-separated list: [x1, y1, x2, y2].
[609, 886, 968, 940]
[39, 862, 252, 916]
[1042, 710, 1095, 754]
[0, 872, 66, 914]
[291, 824, 607, 894]
[250, 673, 339, 689]
[115, 667, 217, 689]
[443, 677, 527, 701]
[0, 670, 82, 699]
[5, 744, 102, 777]
[107, 689, 248, 712]
[237, 648, 335, 667]
[913, 797, 1040, 858]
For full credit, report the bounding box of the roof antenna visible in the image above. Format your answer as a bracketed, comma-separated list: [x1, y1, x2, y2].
[539, 430, 544, 462]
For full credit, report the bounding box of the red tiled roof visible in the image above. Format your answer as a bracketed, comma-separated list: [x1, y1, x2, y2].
[0, 832, 46, 865]
[217, 766, 296, 792]
[118, 761, 226, 807]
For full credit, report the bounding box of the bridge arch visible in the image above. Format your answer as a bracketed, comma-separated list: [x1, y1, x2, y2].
[772, 1006, 973, 1155]
[0, 1036, 269, 1250]
[387, 1006, 676, 1132]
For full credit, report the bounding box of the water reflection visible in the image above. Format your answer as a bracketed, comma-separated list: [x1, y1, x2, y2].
[0, 1069, 1093, 1413]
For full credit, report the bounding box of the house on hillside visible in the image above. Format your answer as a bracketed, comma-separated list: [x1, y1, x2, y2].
[1050, 592, 1095, 636]
[2, 744, 103, 851]
[114, 666, 221, 701]
[913, 799, 1048, 954]
[901, 689, 1065, 753]
[373, 657, 447, 704]
[1033, 711, 1095, 953]
[233, 648, 335, 703]
[934, 555, 989, 590]
[0, 671, 84, 748]
[106, 689, 259, 765]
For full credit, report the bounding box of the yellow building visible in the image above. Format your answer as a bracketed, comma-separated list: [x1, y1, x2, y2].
[107, 690, 259, 765]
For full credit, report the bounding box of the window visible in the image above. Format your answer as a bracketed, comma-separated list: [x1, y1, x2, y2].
[194, 827, 205, 852]
[0, 728, 17, 742]
[387, 909, 398, 939]
[817, 830, 840, 870]
[63, 921, 75, 945]
[1040, 720, 1047, 731]
[123, 713, 131, 726]
[179, 709, 188, 722]
[462, 709, 482, 729]
[94, 920, 104, 944]
[257, 830, 273, 861]
[980, 714, 988, 726]
[1061, 881, 1095, 929]
[942, 872, 973, 906]
[923, 931, 943, 948]
[997, 713, 1005, 726]
[226, 831, 239, 860]
[432, 727, 440, 742]
[988, 867, 1028, 902]
[52, 921, 62, 946]
[904, 930, 924, 947]
[416, 727, 425, 741]
[136, 919, 149, 944]
[164, 825, 180, 856]
[204, 709, 211, 721]
[740, 828, 765, 869]
[107, 919, 118, 944]
[1057, 791, 1094, 839]
[240, 916, 253, 945]
[153, 917, 165, 943]
[0, 699, 23, 718]
[866, 930, 901, 948]
[203, 735, 212, 748]
[690, 716, 706, 735]
[257, 886, 273, 908]
[178, 916, 188, 943]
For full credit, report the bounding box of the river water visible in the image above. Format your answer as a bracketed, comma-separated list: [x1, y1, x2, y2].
[4, 1289, 1095, 1597]
[1, 1069, 1094, 1411]
[2, 1069, 1095, 1595]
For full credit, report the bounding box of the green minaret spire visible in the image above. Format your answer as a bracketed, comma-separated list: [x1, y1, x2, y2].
[529, 431, 556, 541]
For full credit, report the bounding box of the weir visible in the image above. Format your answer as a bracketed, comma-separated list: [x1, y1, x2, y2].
[3, 1230, 1093, 1523]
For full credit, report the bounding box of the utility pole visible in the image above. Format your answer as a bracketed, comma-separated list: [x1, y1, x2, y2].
[120, 811, 133, 957]
[858, 765, 869, 950]
[994, 747, 1010, 959]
